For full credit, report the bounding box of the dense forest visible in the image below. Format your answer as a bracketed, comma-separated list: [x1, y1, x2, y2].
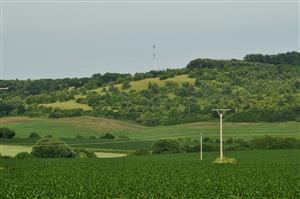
[1, 51, 299, 126]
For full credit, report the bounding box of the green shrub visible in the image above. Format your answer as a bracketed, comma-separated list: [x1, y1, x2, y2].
[132, 149, 150, 156]
[44, 135, 53, 138]
[48, 111, 65, 118]
[119, 135, 130, 140]
[0, 128, 16, 139]
[100, 133, 115, 139]
[76, 135, 84, 139]
[0, 155, 13, 159]
[152, 139, 185, 154]
[73, 148, 97, 158]
[15, 152, 33, 159]
[31, 137, 74, 158]
[28, 132, 40, 139]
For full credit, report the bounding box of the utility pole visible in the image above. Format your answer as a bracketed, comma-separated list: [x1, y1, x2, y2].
[212, 109, 230, 161]
[200, 133, 203, 160]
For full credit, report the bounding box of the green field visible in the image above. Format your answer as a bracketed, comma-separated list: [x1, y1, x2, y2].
[2, 116, 299, 139]
[0, 149, 299, 198]
[1, 116, 299, 152]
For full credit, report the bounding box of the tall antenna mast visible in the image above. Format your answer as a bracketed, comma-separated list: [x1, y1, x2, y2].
[212, 108, 231, 161]
[152, 44, 156, 69]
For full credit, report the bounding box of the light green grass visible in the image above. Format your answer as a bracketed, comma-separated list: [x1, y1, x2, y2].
[40, 100, 92, 111]
[92, 74, 195, 93]
[1, 116, 144, 138]
[0, 145, 32, 156]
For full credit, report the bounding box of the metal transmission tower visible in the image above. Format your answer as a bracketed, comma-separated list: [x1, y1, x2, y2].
[212, 109, 231, 161]
[152, 44, 156, 69]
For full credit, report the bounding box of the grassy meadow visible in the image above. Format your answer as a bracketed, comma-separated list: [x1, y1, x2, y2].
[92, 74, 195, 94]
[40, 100, 92, 111]
[0, 116, 299, 152]
[1, 116, 299, 139]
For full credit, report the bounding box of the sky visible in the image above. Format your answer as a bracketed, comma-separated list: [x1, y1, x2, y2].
[1, 1, 299, 80]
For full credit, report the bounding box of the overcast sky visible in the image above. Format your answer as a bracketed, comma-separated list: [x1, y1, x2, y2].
[1, 1, 299, 80]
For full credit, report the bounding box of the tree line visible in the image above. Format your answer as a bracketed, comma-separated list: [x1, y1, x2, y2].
[0, 51, 299, 125]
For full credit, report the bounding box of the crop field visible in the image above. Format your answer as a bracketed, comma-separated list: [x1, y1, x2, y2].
[0, 149, 299, 199]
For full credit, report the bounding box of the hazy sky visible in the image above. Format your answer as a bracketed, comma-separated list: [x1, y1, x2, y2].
[1, 1, 299, 80]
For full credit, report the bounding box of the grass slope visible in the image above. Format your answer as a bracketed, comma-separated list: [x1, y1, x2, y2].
[0, 149, 299, 198]
[40, 100, 92, 111]
[92, 74, 195, 93]
[1, 116, 299, 139]
[1, 116, 144, 138]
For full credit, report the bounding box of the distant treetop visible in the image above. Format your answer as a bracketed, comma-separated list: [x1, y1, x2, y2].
[244, 51, 300, 65]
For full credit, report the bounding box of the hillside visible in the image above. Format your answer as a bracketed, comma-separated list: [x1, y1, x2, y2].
[0, 52, 299, 126]
[38, 75, 195, 111]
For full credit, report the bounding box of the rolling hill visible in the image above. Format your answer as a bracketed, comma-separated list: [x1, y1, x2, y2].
[2, 116, 299, 139]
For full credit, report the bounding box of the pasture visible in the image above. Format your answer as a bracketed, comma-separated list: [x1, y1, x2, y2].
[0, 149, 299, 198]
[92, 74, 195, 93]
[2, 116, 299, 139]
[40, 100, 92, 111]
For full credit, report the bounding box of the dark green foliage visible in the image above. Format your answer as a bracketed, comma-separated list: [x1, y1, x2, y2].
[0, 128, 16, 139]
[121, 79, 131, 90]
[73, 148, 97, 158]
[138, 111, 160, 126]
[44, 135, 53, 138]
[100, 133, 115, 139]
[48, 109, 83, 119]
[244, 51, 300, 65]
[132, 149, 150, 156]
[15, 152, 33, 159]
[1, 52, 299, 125]
[31, 138, 74, 158]
[28, 132, 40, 139]
[250, 136, 300, 149]
[119, 135, 130, 140]
[151, 139, 185, 154]
[0, 155, 13, 159]
[48, 111, 65, 118]
[185, 136, 300, 153]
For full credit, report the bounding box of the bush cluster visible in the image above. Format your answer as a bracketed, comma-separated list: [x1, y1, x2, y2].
[48, 109, 84, 118]
[184, 136, 300, 153]
[151, 139, 185, 154]
[29, 137, 96, 158]
[0, 128, 16, 139]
